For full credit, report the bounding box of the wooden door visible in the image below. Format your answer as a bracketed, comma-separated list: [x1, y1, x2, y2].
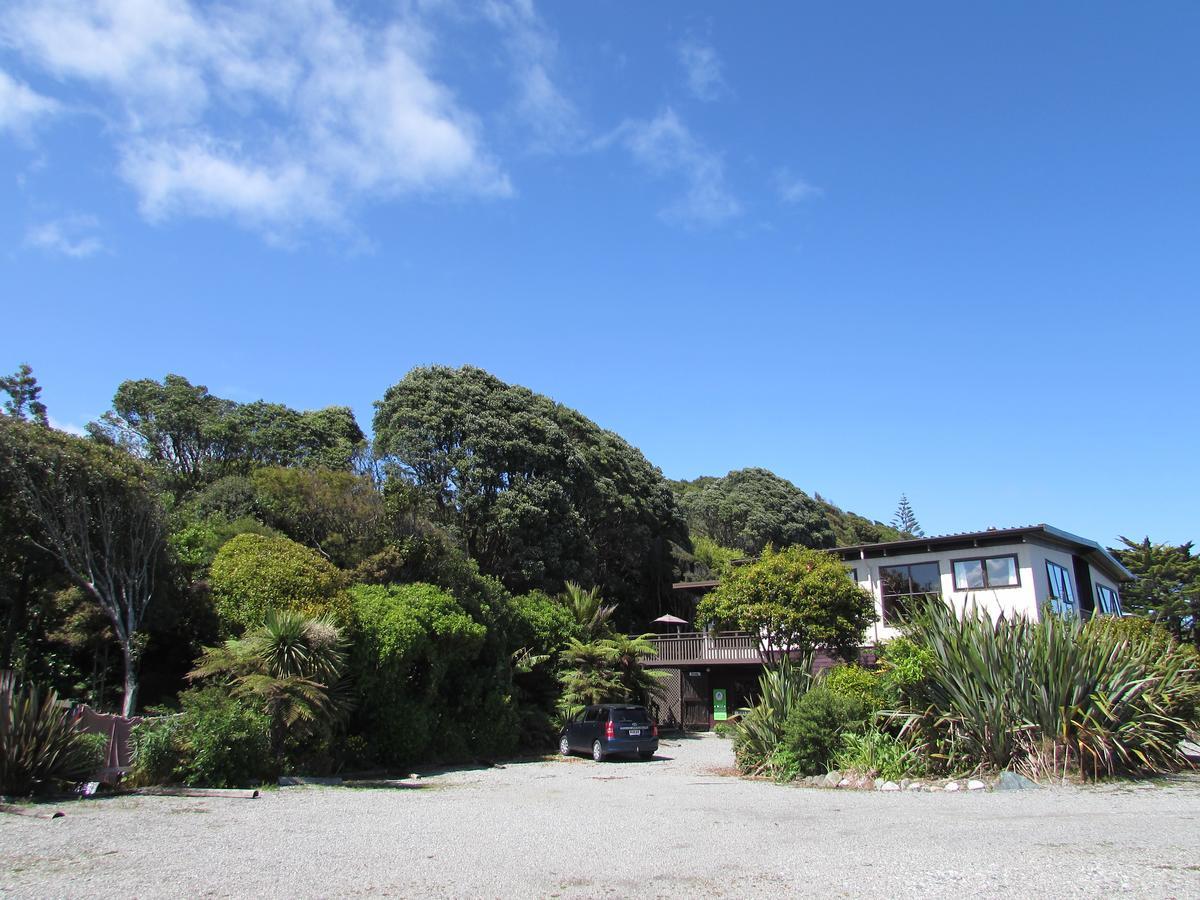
[681, 670, 710, 730]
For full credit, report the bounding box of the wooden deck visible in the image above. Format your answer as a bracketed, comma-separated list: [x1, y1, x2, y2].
[643, 631, 760, 665]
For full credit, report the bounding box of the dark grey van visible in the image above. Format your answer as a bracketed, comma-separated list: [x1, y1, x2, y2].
[559, 704, 659, 761]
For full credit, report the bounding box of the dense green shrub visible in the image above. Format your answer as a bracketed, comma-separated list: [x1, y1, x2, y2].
[209, 533, 350, 630]
[822, 636, 934, 717]
[780, 685, 870, 777]
[504, 591, 574, 749]
[896, 601, 1200, 779]
[168, 515, 278, 581]
[1084, 615, 1200, 663]
[173, 686, 273, 787]
[351, 533, 511, 618]
[189, 475, 264, 522]
[876, 635, 935, 700]
[128, 716, 184, 786]
[0, 673, 97, 795]
[507, 590, 576, 658]
[349, 583, 517, 766]
[834, 728, 925, 781]
[129, 688, 273, 788]
[822, 664, 887, 712]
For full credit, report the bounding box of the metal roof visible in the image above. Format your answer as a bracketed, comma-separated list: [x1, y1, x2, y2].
[833, 524, 1135, 582]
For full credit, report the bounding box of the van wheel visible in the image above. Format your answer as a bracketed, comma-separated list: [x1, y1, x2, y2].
[592, 740, 606, 762]
[559, 736, 571, 756]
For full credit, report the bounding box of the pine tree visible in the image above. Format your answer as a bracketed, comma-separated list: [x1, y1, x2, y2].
[1, 364, 49, 427]
[891, 493, 924, 537]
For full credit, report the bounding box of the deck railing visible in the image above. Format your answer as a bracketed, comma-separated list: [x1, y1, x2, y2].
[643, 631, 760, 664]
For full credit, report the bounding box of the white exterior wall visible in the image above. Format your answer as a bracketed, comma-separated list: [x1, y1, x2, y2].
[845, 540, 1124, 642]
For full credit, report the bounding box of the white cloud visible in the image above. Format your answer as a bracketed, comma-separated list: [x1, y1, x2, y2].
[773, 168, 821, 204]
[606, 109, 740, 228]
[481, 0, 580, 151]
[1, 0, 514, 236]
[24, 215, 105, 258]
[676, 37, 725, 102]
[0, 68, 58, 135]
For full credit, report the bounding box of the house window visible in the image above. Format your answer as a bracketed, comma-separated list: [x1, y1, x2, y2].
[1096, 584, 1121, 615]
[879, 562, 941, 625]
[847, 566, 859, 582]
[952, 555, 1020, 591]
[1046, 561, 1076, 615]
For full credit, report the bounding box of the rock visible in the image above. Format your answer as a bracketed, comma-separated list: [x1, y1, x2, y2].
[879, 780, 901, 792]
[822, 770, 842, 787]
[967, 779, 988, 791]
[857, 777, 875, 791]
[1178, 740, 1200, 763]
[837, 778, 852, 788]
[944, 781, 960, 792]
[906, 781, 924, 791]
[997, 771, 1040, 791]
[900, 778, 912, 790]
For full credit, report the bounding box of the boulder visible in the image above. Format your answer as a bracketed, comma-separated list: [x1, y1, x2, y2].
[967, 779, 988, 791]
[822, 770, 843, 787]
[906, 781, 924, 791]
[944, 781, 960, 792]
[997, 771, 1040, 791]
[838, 778, 853, 788]
[879, 780, 901, 792]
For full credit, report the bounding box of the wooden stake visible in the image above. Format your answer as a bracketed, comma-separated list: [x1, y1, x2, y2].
[137, 787, 260, 799]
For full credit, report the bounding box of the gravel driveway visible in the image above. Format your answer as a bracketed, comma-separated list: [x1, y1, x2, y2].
[3, 734, 1198, 898]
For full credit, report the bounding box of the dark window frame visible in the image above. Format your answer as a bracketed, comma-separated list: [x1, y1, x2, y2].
[1045, 560, 1076, 614]
[1095, 584, 1121, 615]
[950, 553, 1021, 591]
[879, 561, 942, 626]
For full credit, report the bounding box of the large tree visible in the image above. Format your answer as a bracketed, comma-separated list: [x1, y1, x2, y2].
[1111, 536, 1199, 646]
[696, 545, 876, 661]
[90, 374, 365, 488]
[0, 418, 166, 715]
[372, 366, 687, 621]
[672, 468, 836, 555]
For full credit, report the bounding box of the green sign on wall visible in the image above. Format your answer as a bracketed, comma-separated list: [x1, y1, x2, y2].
[713, 688, 728, 721]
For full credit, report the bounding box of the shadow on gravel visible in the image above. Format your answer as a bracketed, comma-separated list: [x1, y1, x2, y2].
[341, 780, 432, 791]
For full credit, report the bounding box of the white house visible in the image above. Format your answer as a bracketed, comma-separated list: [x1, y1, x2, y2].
[834, 524, 1132, 643]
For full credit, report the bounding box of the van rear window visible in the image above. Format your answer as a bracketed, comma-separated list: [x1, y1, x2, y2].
[613, 708, 650, 724]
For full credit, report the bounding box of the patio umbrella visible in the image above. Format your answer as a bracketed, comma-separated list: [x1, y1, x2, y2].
[652, 614, 688, 634]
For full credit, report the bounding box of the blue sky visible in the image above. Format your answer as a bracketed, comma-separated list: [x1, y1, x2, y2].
[1, 2, 1197, 548]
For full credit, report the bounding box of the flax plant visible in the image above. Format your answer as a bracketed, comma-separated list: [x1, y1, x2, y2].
[732, 653, 814, 777]
[894, 600, 1199, 779]
[1, 672, 96, 795]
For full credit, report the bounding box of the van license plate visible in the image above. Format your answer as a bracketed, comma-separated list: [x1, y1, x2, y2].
[628, 729, 641, 736]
